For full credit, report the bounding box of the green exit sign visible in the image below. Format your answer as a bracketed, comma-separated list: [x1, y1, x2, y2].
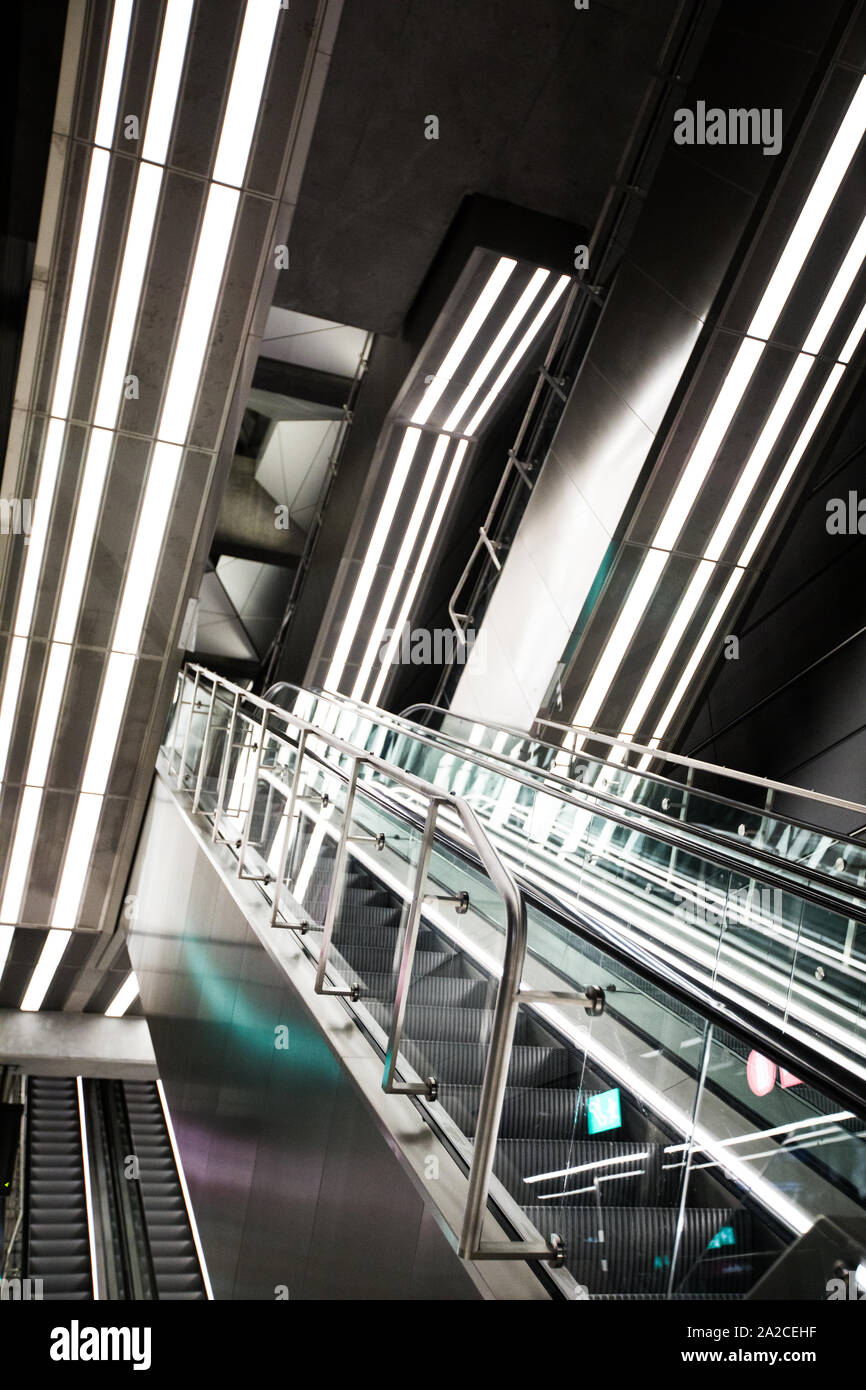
[586, 1087, 622, 1134]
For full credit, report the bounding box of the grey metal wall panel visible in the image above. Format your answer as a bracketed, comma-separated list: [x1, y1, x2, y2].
[126, 780, 481, 1300]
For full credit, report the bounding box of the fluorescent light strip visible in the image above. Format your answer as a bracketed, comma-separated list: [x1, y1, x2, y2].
[618, 353, 812, 738]
[81, 651, 136, 794]
[0, 637, 27, 787]
[33, 1, 280, 964]
[0, 926, 13, 983]
[619, 217, 866, 742]
[464, 274, 570, 436]
[368, 440, 470, 706]
[332, 256, 556, 698]
[802, 211, 866, 353]
[2, 0, 133, 649]
[664, 1112, 852, 1156]
[411, 258, 517, 426]
[157, 182, 239, 446]
[0, 1, 196, 951]
[20, 927, 72, 1011]
[443, 268, 551, 433]
[324, 426, 423, 692]
[213, 0, 281, 188]
[53, 430, 115, 642]
[112, 443, 184, 653]
[571, 78, 866, 739]
[50, 152, 111, 421]
[351, 434, 451, 700]
[75, 1076, 101, 1299]
[49, 795, 102, 934]
[93, 0, 134, 149]
[141, 0, 194, 165]
[0, 787, 43, 925]
[650, 362, 850, 746]
[750, 76, 866, 341]
[105, 971, 139, 1017]
[572, 548, 668, 731]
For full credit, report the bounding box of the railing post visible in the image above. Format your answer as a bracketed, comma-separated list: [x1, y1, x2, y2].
[192, 681, 218, 813]
[457, 851, 560, 1264]
[382, 799, 439, 1099]
[270, 729, 308, 928]
[237, 710, 269, 880]
[211, 691, 240, 842]
[314, 757, 361, 998]
[176, 668, 201, 790]
[168, 668, 186, 777]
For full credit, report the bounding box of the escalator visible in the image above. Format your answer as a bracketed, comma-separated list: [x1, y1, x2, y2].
[168, 664, 866, 1299]
[123, 1082, 207, 1300]
[293, 833, 789, 1297]
[25, 1077, 94, 1300]
[23, 1076, 207, 1300]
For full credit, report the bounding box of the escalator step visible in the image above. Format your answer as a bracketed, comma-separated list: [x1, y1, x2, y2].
[401, 1041, 573, 1088]
[524, 1206, 752, 1295]
[366, 1001, 530, 1046]
[437, 1085, 582, 1139]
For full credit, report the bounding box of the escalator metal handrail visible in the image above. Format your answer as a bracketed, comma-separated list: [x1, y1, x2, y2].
[261, 679, 866, 923]
[172, 663, 580, 1264]
[256, 701, 866, 1117]
[331, 765, 866, 1123]
[269, 680, 866, 848]
[400, 702, 866, 824]
[172, 665, 866, 1274]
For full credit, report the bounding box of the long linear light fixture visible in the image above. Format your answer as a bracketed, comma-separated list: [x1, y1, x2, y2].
[570, 76, 866, 746]
[616, 206, 866, 748]
[104, 969, 139, 1017]
[0, 0, 134, 981]
[0, 0, 194, 956]
[14, 0, 282, 1011]
[326, 259, 569, 696]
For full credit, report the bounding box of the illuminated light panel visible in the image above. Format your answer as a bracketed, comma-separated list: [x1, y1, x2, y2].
[30, 0, 283, 975]
[351, 434, 451, 700]
[105, 971, 139, 1017]
[156, 182, 240, 447]
[443, 268, 551, 433]
[332, 256, 564, 699]
[650, 362, 850, 746]
[411, 258, 516, 427]
[0, 787, 43, 926]
[20, 927, 73, 1011]
[570, 77, 866, 740]
[619, 211, 866, 741]
[368, 440, 470, 706]
[212, 0, 281, 188]
[93, 0, 134, 149]
[749, 76, 866, 341]
[0, 0, 198, 976]
[141, 0, 195, 165]
[324, 426, 423, 692]
[464, 274, 570, 436]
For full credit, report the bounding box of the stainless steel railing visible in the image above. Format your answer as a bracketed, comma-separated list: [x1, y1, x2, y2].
[262, 681, 866, 923]
[167, 662, 605, 1264]
[400, 701, 866, 825]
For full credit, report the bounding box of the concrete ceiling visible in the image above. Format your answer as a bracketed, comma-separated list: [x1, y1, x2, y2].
[276, 0, 683, 334]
